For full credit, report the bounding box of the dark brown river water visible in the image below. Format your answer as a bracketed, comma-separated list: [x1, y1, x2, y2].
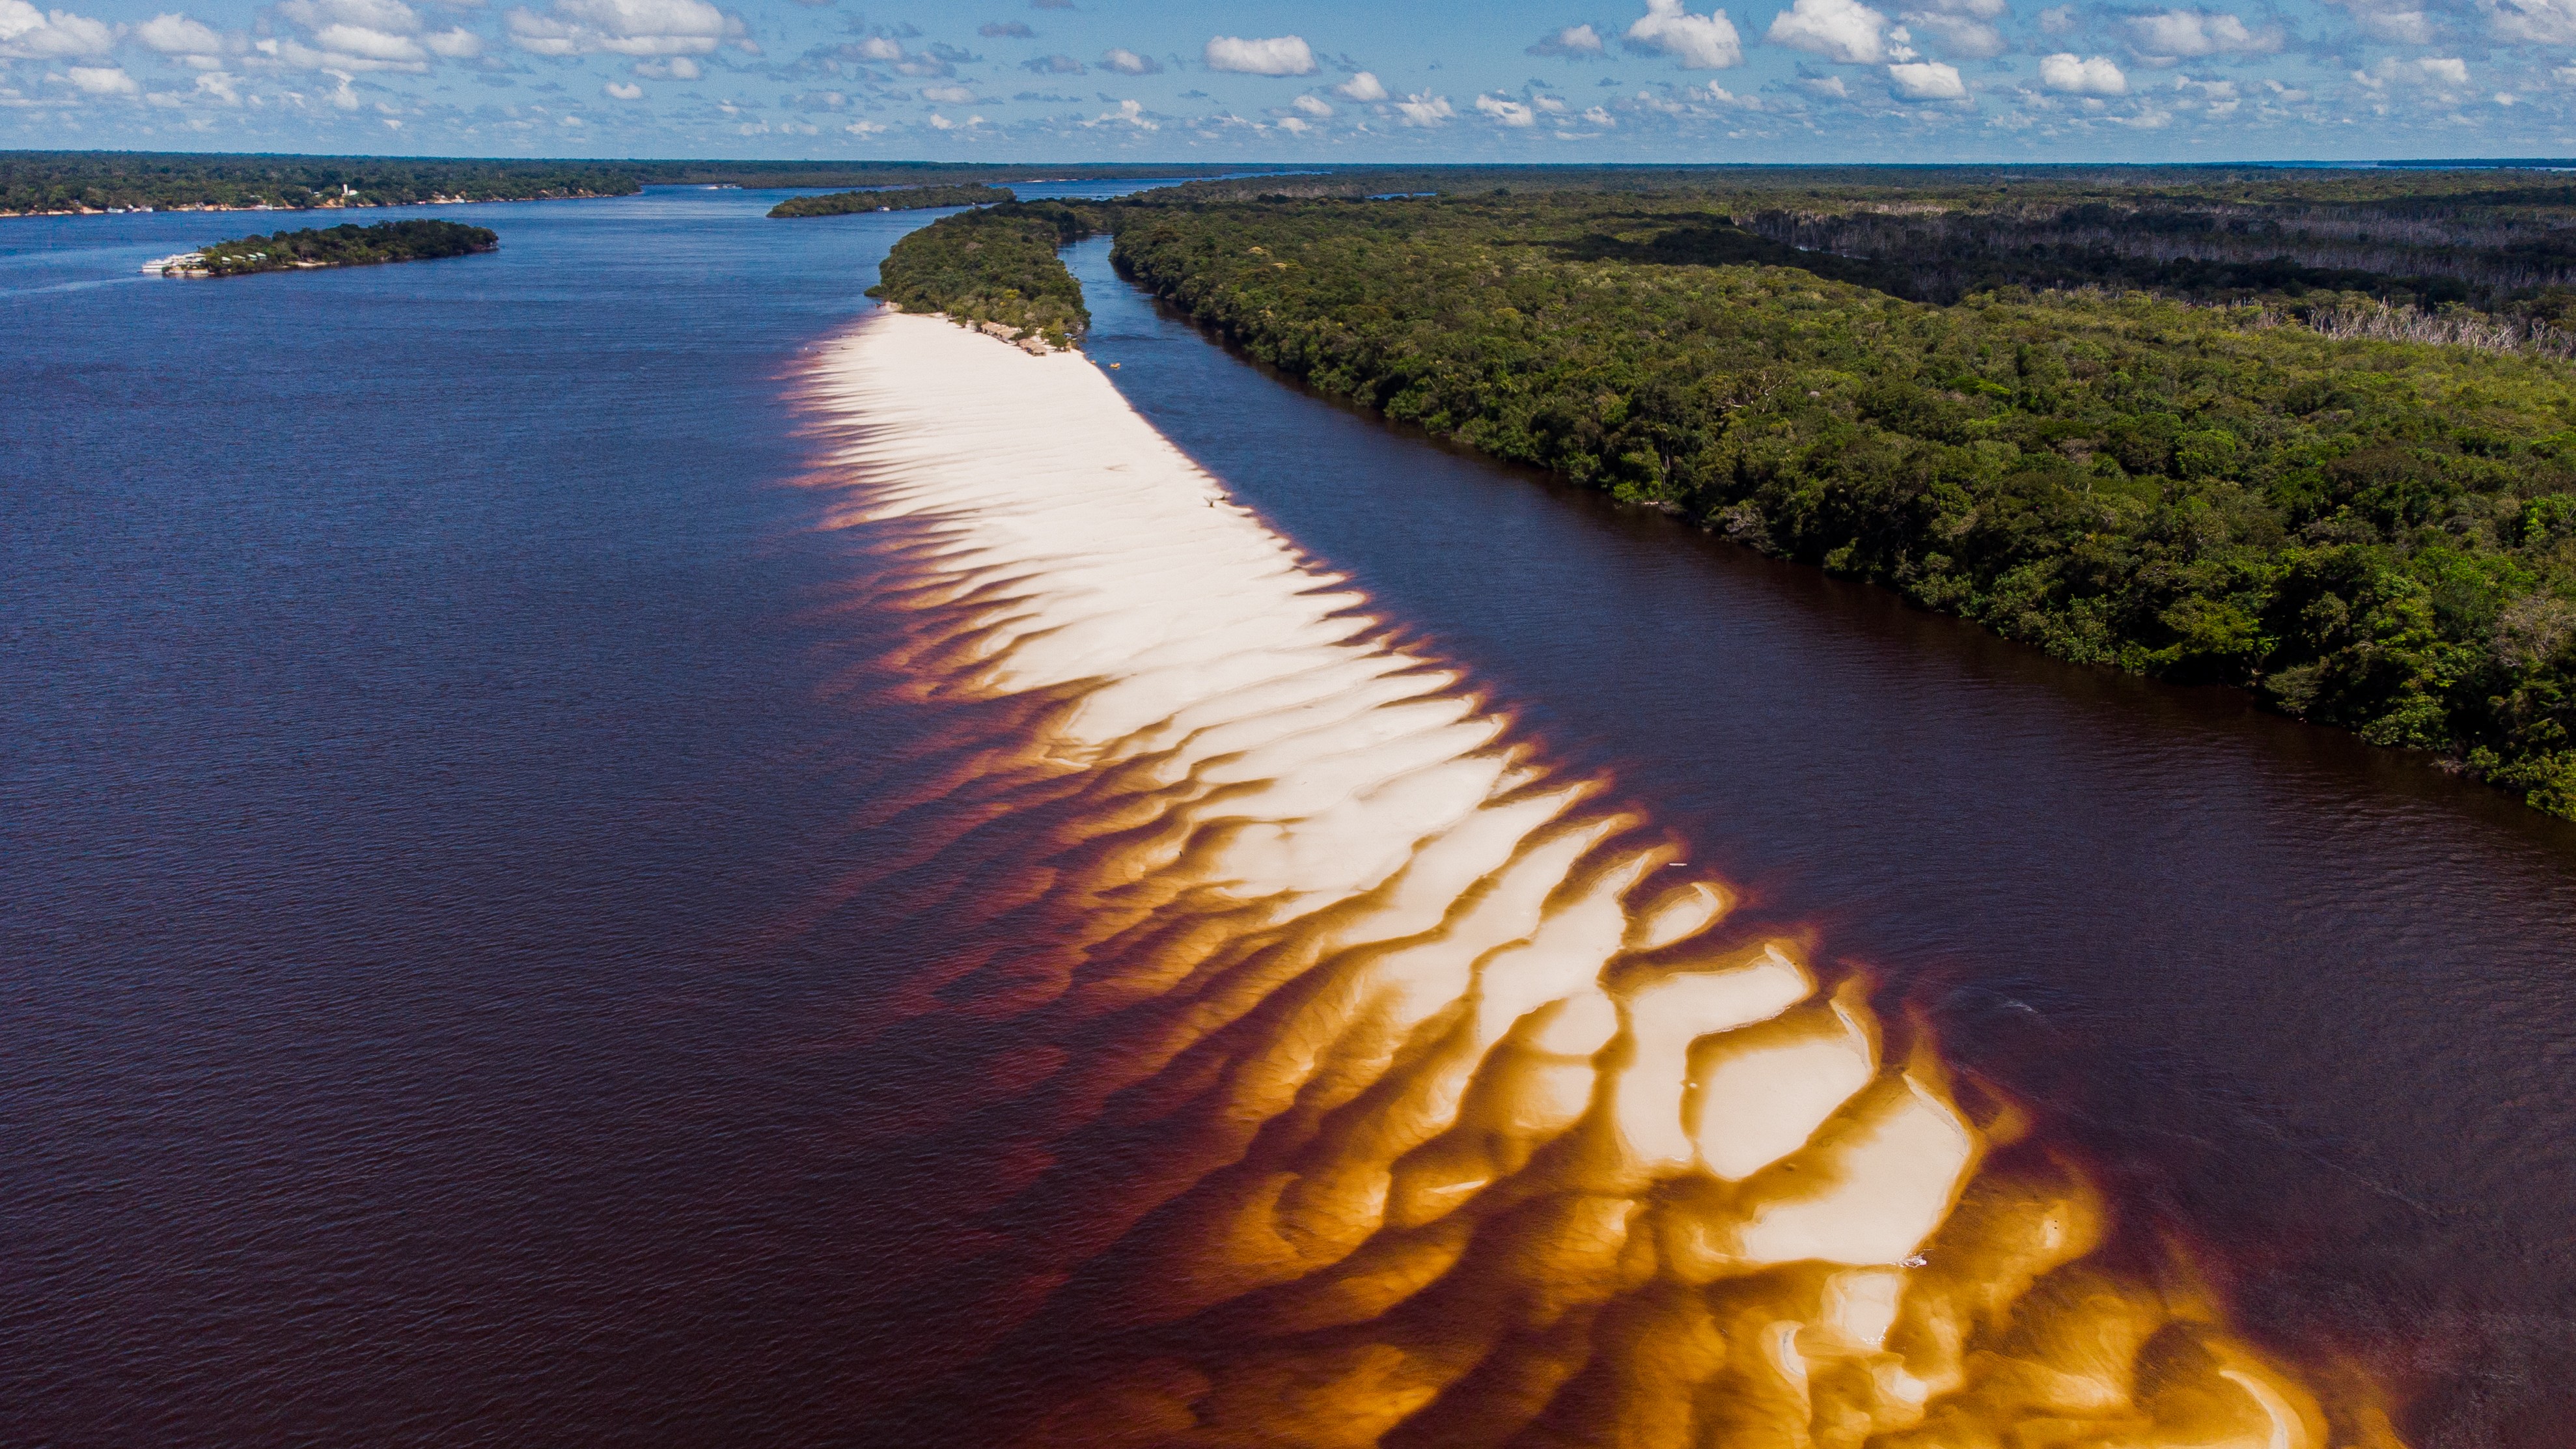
[5, 198, 2573, 1448]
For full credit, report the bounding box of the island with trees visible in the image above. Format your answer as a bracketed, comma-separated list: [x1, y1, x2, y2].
[156, 219, 498, 277]
[866, 203, 1090, 351]
[882, 167, 2576, 819]
[769, 184, 1014, 218]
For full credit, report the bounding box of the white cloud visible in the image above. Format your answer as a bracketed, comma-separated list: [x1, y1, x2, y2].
[1393, 89, 1453, 123]
[0, 1, 118, 59]
[1088, 96, 1155, 128]
[919, 82, 973, 102]
[1768, 0, 1901, 62]
[2354, 53, 2467, 86]
[1292, 92, 1331, 115]
[1899, 0, 2005, 57]
[311, 23, 425, 59]
[1336, 69, 1388, 100]
[1583, 102, 1615, 122]
[2491, 0, 2576, 43]
[602, 77, 639, 96]
[2125, 8, 2280, 61]
[1204, 33, 1315, 75]
[423, 25, 478, 54]
[632, 53, 696, 76]
[2333, 0, 2435, 44]
[844, 117, 884, 133]
[1805, 72, 1850, 94]
[1476, 91, 1539, 124]
[1888, 57, 1964, 95]
[2037, 2, 2075, 30]
[852, 34, 899, 61]
[135, 11, 221, 55]
[1627, 0, 1743, 66]
[2039, 51, 2126, 92]
[1529, 21, 1606, 55]
[506, 0, 727, 57]
[192, 68, 238, 101]
[1100, 46, 1159, 74]
[65, 61, 135, 91]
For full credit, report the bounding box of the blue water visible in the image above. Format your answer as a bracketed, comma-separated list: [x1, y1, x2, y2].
[7, 186, 2575, 1446]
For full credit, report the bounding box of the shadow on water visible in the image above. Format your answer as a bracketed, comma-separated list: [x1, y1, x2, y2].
[1063, 237, 2576, 1448]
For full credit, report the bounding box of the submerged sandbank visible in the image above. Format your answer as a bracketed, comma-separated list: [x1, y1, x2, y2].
[792, 307, 2365, 1448]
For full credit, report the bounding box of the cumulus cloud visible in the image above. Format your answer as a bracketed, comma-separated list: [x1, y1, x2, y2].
[65, 61, 135, 90]
[1529, 21, 1605, 55]
[1583, 102, 1615, 122]
[0, 1, 117, 59]
[2490, 0, 2576, 43]
[1088, 95, 1154, 128]
[135, 11, 223, 57]
[1291, 91, 1331, 115]
[919, 81, 974, 102]
[2353, 7, 2435, 41]
[2039, 50, 2126, 91]
[2037, 2, 2076, 29]
[506, 0, 728, 57]
[2124, 8, 2280, 61]
[2354, 53, 2467, 85]
[1336, 68, 1387, 100]
[1887, 57, 1963, 95]
[1476, 91, 1539, 123]
[1100, 46, 1158, 73]
[1767, 0, 1902, 63]
[1204, 33, 1315, 75]
[1021, 52, 1081, 73]
[1898, 0, 2005, 57]
[1626, 0, 1743, 66]
[1393, 88, 1453, 123]
[602, 77, 639, 95]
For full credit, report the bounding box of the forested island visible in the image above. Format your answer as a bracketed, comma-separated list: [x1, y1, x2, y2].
[159, 219, 497, 277]
[881, 172, 2576, 820]
[867, 204, 1088, 351]
[0, 152, 1247, 217]
[769, 184, 1013, 218]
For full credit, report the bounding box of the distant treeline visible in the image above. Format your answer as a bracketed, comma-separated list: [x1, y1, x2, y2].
[1076, 186, 2576, 819]
[175, 219, 497, 276]
[866, 202, 1093, 348]
[768, 184, 1014, 218]
[0, 152, 1249, 217]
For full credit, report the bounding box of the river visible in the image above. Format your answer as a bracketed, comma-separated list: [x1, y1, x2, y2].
[4, 190, 2572, 1448]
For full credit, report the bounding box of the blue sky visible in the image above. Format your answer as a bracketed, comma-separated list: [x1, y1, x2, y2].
[7, 0, 2576, 160]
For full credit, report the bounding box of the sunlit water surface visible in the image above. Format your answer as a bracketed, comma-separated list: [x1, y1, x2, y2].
[3, 195, 2571, 1448]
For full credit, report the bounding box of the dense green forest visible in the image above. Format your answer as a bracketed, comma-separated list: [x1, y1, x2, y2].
[170, 219, 497, 276]
[0, 151, 1246, 216]
[868, 203, 1091, 348]
[768, 184, 1013, 218]
[1075, 187, 2576, 819]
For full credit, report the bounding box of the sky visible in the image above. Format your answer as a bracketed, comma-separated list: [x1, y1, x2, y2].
[8, 0, 2576, 161]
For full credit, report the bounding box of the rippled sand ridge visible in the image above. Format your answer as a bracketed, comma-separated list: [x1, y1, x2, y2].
[794, 308, 2374, 1448]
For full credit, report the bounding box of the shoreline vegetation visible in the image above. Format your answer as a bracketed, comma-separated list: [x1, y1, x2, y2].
[768, 184, 1014, 218]
[153, 219, 497, 277]
[866, 203, 1090, 352]
[0, 152, 1247, 218]
[885, 171, 2576, 820]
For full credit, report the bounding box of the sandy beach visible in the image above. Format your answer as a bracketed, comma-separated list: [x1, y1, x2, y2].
[790, 306, 2342, 1448]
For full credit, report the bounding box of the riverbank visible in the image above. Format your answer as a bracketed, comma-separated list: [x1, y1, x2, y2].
[798, 303, 2348, 1448]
